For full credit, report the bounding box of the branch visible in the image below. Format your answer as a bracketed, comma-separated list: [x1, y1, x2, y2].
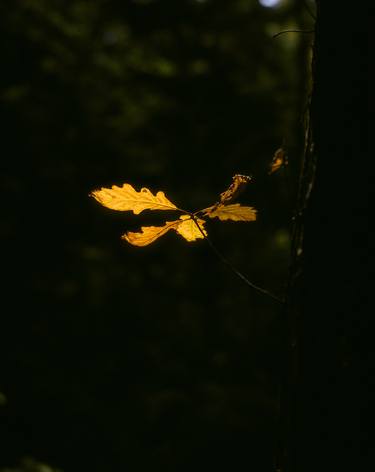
[191, 216, 284, 304]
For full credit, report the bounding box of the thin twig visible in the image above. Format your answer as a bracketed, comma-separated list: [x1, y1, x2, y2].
[175, 206, 194, 216]
[191, 216, 284, 304]
[273, 29, 314, 39]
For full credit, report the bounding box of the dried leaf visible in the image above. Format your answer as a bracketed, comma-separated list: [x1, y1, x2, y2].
[122, 220, 181, 247]
[122, 215, 207, 246]
[269, 148, 288, 174]
[92, 175, 257, 249]
[90, 183, 178, 214]
[203, 203, 257, 222]
[176, 215, 207, 241]
[219, 174, 252, 205]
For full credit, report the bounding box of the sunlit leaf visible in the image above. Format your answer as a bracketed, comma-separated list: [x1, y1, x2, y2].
[176, 215, 207, 241]
[91, 175, 257, 248]
[203, 203, 257, 222]
[90, 183, 178, 214]
[269, 147, 288, 174]
[122, 220, 181, 246]
[121, 215, 207, 246]
[219, 174, 252, 204]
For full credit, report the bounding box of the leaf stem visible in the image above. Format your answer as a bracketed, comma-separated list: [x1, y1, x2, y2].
[191, 216, 284, 304]
[175, 207, 195, 216]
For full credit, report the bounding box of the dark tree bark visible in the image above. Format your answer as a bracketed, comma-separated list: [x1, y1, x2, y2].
[279, 3, 369, 471]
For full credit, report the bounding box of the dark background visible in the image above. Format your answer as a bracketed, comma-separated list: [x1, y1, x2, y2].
[0, 1, 313, 471]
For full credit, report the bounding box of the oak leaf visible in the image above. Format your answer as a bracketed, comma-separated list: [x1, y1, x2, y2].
[122, 220, 181, 247]
[122, 216, 207, 247]
[176, 215, 207, 241]
[269, 148, 288, 174]
[219, 174, 251, 205]
[203, 203, 257, 222]
[90, 183, 177, 214]
[91, 176, 257, 248]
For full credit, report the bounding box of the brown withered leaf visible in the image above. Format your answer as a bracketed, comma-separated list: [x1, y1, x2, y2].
[269, 148, 288, 174]
[90, 183, 177, 214]
[176, 215, 207, 241]
[203, 203, 257, 222]
[122, 220, 181, 247]
[219, 174, 252, 205]
[122, 216, 207, 247]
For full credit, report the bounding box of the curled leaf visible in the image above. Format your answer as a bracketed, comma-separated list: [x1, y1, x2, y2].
[122, 215, 207, 247]
[176, 215, 207, 241]
[122, 220, 181, 247]
[90, 183, 178, 214]
[203, 203, 257, 222]
[269, 148, 288, 174]
[219, 174, 252, 205]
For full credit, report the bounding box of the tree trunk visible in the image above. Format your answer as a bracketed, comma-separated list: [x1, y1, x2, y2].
[278, 3, 369, 471]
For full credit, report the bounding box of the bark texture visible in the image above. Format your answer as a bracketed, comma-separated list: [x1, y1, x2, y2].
[279, 3, 369, 471]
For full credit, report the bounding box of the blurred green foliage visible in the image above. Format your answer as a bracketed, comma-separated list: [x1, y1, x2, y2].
[0, 0, 313, 470]
[0, 458, 62, 472]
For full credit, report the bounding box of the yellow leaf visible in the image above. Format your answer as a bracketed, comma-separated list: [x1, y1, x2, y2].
[269, 148, 288, 174]
[176, 215, 207, 241]
[203, 203, 257, 222]
[90, 183, 178, 214]
[122, 215, 207, 246]
[122, 220, 181, 247]
[219, 174, 252, 205]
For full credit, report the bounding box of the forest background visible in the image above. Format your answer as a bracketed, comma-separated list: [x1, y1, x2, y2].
[0, 1, 314, 471]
